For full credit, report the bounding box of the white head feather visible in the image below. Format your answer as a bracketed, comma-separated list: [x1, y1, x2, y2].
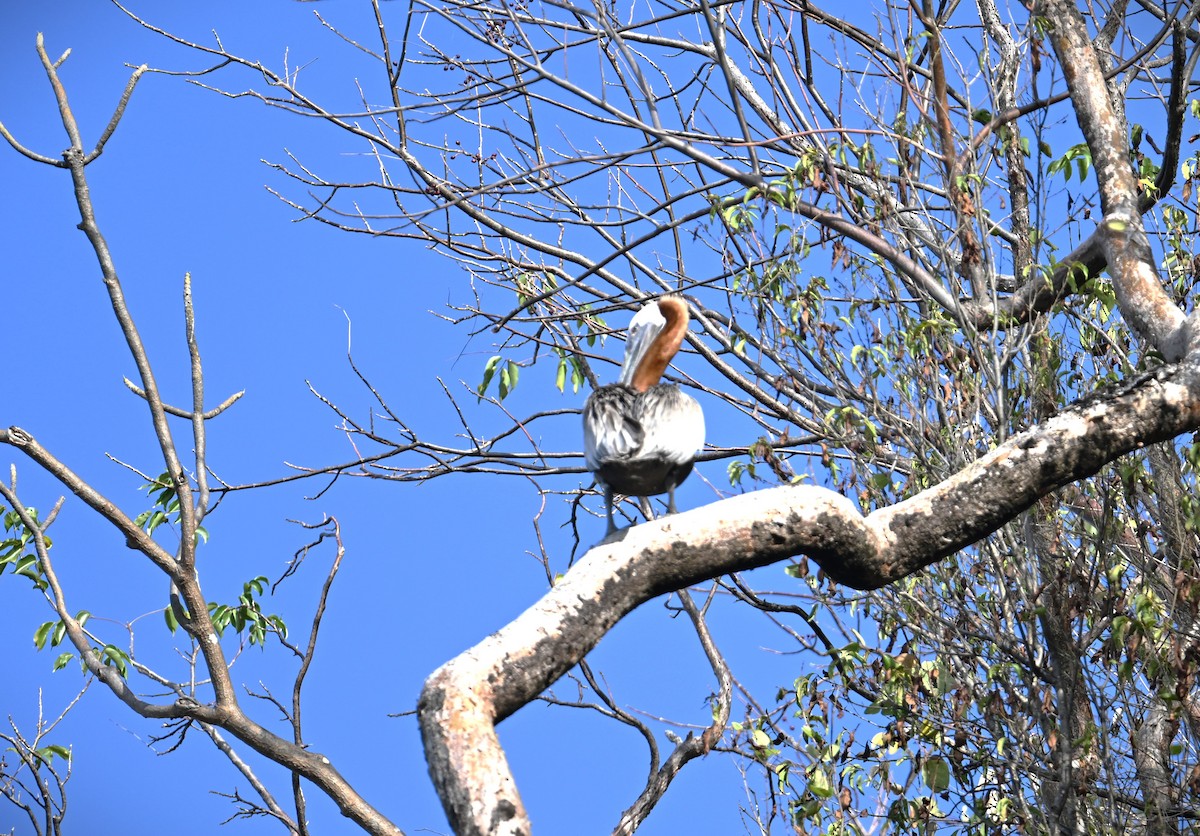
[617, 301, 665, 387]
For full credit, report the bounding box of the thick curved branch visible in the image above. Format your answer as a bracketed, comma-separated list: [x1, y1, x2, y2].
[1038, 0, 1191, 358]
[419, 358, 1200, 835]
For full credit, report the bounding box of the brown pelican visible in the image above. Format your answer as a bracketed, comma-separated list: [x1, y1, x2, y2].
[583, 296, 705, 533]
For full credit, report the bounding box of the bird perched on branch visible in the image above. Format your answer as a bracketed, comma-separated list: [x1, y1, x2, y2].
[583, 296, 705, 534]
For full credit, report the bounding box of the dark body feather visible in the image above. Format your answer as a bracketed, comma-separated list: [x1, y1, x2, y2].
[583, 383, 699, 498]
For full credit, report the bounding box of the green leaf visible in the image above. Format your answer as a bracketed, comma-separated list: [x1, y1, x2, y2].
[921, 757, 951, 792]
[14, 554, 46, 590]
[210, 603, 230, 634]
[497, 359, 520, 400]
[477, 355, 502, 399]
[555, 358, 567, 392]
[52, 652, 74, 672]
[807, 767, 834, 798]
[35, 744, 71, 764]
[34, 621, 54, 650]
[100, 645, 129, 677]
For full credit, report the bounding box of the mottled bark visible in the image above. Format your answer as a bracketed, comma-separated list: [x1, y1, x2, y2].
[978, 0, 1031, 280]
[1134, 700, 1182, 836]
[1036, 0, 1192, 359]
[1031, 524, 1095, 836]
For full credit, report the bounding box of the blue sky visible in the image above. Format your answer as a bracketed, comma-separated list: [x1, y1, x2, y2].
[0, 3, 796, 834]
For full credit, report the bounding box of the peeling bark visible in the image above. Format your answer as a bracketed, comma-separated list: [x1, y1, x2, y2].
[420, 361, 1200, 835]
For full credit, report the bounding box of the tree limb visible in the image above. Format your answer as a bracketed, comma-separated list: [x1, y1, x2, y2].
[1037, 0, 1192, 359]
[419, 358, 1200, 835]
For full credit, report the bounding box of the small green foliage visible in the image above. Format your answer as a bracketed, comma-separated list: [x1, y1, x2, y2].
[806, 765, 834, 798]
[1047, 142, 1092, 182]
[1031, 14, 1054, 35]
[0, 505, 51, 591]
[921, 756, 951, 793]
[33, 620, 52, 649]
[554, 350, 585, 394]
[33, 612, 88, 653]
[100, 644, 129, 677]
[477, 356, 522, 400]
[207, 576, 287, 646]
[133, 472, 207, 545]
[478, 355, 502, 398]
[727, 458, 752, 486]
[136, 472, 178, 536]
[499, 359, 519, 399]
[825, 405, 878, 443]
[721, 199, 760, 232]
[33, 744, 71, 766]
[10, 554, 48, 591]
[513, 270, 555, 308]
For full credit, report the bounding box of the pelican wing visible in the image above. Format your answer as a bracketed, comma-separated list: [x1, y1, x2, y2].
[634, 385, 705, 465]
[583, 385, 645, 471]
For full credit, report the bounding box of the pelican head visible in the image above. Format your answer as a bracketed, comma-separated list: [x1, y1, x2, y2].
[618, 296, 690, 391]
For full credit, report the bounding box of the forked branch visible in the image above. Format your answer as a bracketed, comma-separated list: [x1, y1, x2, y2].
[1, 35, 405, 836]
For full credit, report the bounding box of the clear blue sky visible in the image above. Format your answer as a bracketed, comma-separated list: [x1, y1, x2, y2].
[0, 3, 791, 834]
